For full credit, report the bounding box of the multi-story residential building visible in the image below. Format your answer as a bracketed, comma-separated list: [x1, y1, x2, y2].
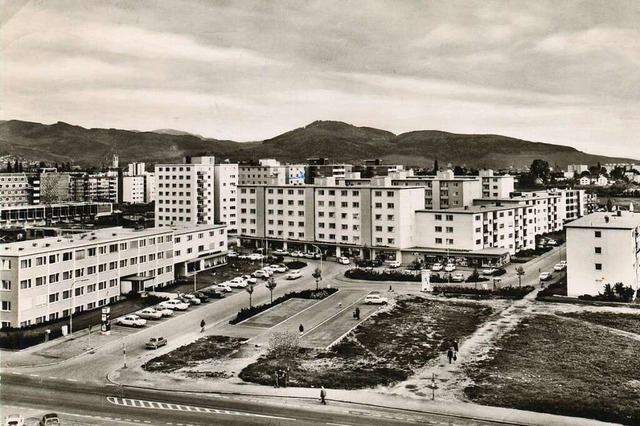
[0, 223, 227, 329]
[127, 162, 146, 176]
[0, 173, 32, 207]
[71, 172, 118, 203]
[238, 159, 307, 186]
[238, 181, 424, 260]
[122, 176, 145, 204]
[567, 164, 589, 175]
[214, 163, 238, 234]
[565, 211, 639, 298]
[155, 156, 215, 227]
[479, 169, 514, 198]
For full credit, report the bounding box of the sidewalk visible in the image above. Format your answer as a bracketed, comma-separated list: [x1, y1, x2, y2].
[109, 365, 613, 426]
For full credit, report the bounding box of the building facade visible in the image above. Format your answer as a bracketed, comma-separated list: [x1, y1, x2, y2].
[565, 211, 639, 298]
[0, 223, 227, 329]
[214, 163, 239, 234]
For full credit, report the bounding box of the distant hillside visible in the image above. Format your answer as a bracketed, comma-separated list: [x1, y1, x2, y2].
[0, 119, 636, 169]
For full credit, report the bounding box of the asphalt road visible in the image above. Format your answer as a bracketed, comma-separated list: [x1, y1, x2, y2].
[1, 374, 505, 426]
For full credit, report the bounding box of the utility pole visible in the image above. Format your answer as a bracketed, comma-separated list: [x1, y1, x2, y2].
[123, 341, 127, 368]
[193, 271, 197, 293]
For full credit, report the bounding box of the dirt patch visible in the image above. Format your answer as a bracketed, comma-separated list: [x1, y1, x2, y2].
[144, 335, 247, 373]
[464, 314, 640, 425]
[239, 295, 493, 389]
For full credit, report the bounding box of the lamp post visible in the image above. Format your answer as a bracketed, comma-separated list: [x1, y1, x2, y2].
[70, 278, 89, 335]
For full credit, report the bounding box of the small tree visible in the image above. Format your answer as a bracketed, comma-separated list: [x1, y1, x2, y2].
[245, 284, 255, 308]
[312, 267, 322, 291]
[515, 266, 525, 288]
[266, 277, 277, 304]
[409, 259, 422, 270]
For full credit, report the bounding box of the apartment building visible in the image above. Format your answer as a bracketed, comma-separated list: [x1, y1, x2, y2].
[0, 223, 227, 329]
[71, 172, 118, 203]
[238, 182, 424, 260]
[238, 160, 307, 186]
[565, 211, 639, 298]
[214, 163, 239, 234]
[155, 156, 215, 227]
[479, 169, 514, 198]
[0, 173, 32, 207]
[122, 176, 145, 203]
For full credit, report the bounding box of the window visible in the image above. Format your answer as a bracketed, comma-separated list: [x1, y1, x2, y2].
[595, 247, 602, 254]
[594, 231, 601, 238]
[445, 215, 454, 221]
[1, 301, 11, 311]
[36, 276, 46, 286]
[20, 279, 31, 289]
[63, 252, 73, 261]
[435, 226, 442, 232]
[595, 263, 602, 270]
[435, 214, 442, 220]
[1, 280, 11, 290]
[20, 259, 32, 268]
[387, 203, 395, 209]
[36, 256, 46, 266]
[98, 281, 107, 290]
[49, 293, 59, 303]
[87, 284, 96, 293]
[446, 227, 453, 233]
[88, 248, 96, 257]
[62, 290, 71, 299]
[75, 287, 84, 296]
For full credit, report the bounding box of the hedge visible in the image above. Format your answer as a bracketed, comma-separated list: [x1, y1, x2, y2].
[344, 268, 420, 282]
[285, 261, 308, 270]
[229, 288, 338, 324]
[432, 285, 534, 299]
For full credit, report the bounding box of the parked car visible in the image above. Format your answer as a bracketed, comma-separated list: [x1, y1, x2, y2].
[290, 250, 304, 258]
[444, 263, 456, 272]
[263, 265, 279, 273]
[269, 264, 288, 273]
[252, 269, 270, 279]
[228, 277, 248, 288]
[539, 272, 553, 281]
[115, 315, 147, 327]
[387, 260, 401, 268]
[482, 267, 499, 275]
[286, 270, 302, 280]
[363, 294, 389, 305]
[38, 414, 60, 426]
[4, 414, 24, 426]
[153, 305, 174, 317]
[180, 294, 201, 305]
[357, 259, 382, 268]
[273, 248, 289, 256]
[203, 289, 226, 298]
[338, 256, 350, 265]
[137, 308, 163, 320]
[212, 283, 233, 293]
[145, 336, 168, 349]
[227, 251, 239, 258]
[193, 291, 210, 302]
[546, 239, 558, 246]
[159, 299, 190, 311]
[249, 253, 264, 261]
[238, 253, 251, 259]
[451, 273, 465, 282]
[431, 263, 443, 271]
[241, 274, 258, 285]
[554, 261, 567, 271]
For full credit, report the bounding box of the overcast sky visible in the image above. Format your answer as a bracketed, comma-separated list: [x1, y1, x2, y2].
[1, 0, 638, 158]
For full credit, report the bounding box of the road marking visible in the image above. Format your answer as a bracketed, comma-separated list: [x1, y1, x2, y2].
[107, 397, 294, 421]
[48, 376, 57, 379]
[29, 373, 40, 377]
[66, 378, 78, 382]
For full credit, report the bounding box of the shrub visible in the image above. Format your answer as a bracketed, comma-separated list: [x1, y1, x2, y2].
[344, 268, 420, 282]
[285, 261, 308, 270]
[432, 285, 533, 299]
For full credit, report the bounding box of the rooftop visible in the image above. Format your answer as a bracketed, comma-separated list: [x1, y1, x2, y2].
[565, 211, 640, 230]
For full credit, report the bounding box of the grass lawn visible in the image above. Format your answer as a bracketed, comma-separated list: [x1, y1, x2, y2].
[239, 296, 493, 389]
[464, 314, 640, 425]
[144, 335, 247, 373]
[559, 311, 640, 334]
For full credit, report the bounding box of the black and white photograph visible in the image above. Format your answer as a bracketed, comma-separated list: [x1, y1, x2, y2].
[1, 1, 639, 425]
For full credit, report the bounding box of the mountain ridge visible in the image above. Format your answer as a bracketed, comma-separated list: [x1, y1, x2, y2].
[0, 119, 636, 169]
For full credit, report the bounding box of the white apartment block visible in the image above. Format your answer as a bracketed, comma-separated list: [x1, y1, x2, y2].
[479, 169, 514, 198]
[122, 176, 145, 203]
[565, 211, 639, 298]
[238, 183, 424, 260]
[0, 203, 113, 227]
[127, 162, 146, 176]
[214, 163, 238, 234]
[238, 160, 307, 186]
[0, 173, 31, 207]
[0, 223, 227, 329]
[71, 173, 118, 203]
[155, 156, 215, 227]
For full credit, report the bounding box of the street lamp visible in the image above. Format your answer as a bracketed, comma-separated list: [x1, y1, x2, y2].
[69, 278, 89, 335]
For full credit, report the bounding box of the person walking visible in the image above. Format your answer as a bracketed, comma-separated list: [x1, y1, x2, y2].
[320, 386, 327, 405]
[447, 348, 454, 364]
[299, 324, 304, 334]
[274, 371, 279, 388]
[453, 339, 459, 352]
[200, 319, 206, 333]
[355, 307, 360, 320]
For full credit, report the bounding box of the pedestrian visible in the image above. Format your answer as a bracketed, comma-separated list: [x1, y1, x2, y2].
[355, 307, 360, 320]
[453, 339, 459, 352]
[389, 285, 393, 292]
[453, 351, 457, 363]
[200, 319, 206, 333]
[283, 369, 289, 388]
[320, 386, 327, 405]
[447, 348, 454, 364]
[353, 309, 357, 319]
[299, 324, 304, 334]
[274, 371, 279, 388]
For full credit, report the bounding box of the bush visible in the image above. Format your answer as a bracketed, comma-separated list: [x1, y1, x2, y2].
[432, 285, 534, 299]
[229, 288, 338, 324]
[344, 268, 420, 282]
[285, 261, 308, 270]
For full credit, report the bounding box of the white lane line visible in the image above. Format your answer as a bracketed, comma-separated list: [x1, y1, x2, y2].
[48, 376, 57, 379]
[66, 378, 78, 382]
[29, 373, 40, 377]
[13, 372, 23, 375]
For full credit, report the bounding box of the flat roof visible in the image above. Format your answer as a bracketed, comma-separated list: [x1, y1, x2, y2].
[416, 204, 514, 214]
[565, 212, 640, 230]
